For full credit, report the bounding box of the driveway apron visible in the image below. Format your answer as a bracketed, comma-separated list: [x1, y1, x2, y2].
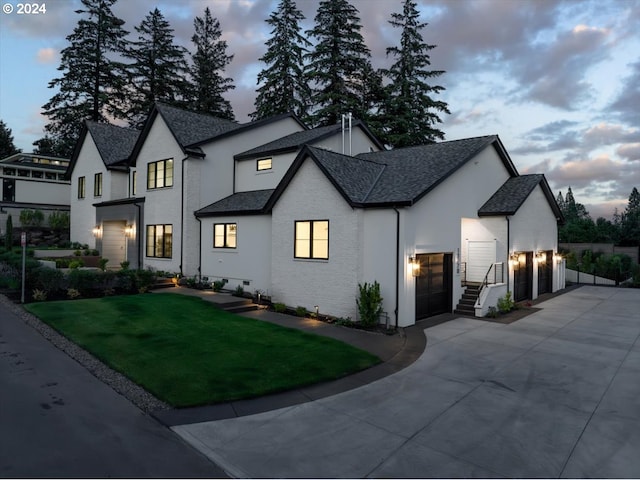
[173, 286, 640, 478]
[0, 299, 226, 478]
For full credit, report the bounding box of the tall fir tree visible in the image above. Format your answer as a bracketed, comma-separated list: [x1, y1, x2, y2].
[188, 7, 235, 120]
[124, 8, 189, 128]
[252, 0, 311, 121]
[0, 120, 21, 159]
[305, 0, 376, 127]
[39, 0, 128, 158]
[620, 187, 640, 246]
[379, 0, 449, 147]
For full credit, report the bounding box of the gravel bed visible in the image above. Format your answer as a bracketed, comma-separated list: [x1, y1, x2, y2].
[1, 294, 171, 414]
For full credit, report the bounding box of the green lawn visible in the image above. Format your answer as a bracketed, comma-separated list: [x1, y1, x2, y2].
[25, 294, 380, 407]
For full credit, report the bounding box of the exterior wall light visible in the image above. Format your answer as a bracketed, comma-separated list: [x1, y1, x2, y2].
[409, 255, 420, 277]
[92, 225, 101, 237]
[124, 224, 134, 237]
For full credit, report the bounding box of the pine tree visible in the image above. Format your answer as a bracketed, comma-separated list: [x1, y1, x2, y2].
[124, 8, 189, 128]
[188, 7, 235, 120]
[252, 0, 311, 121]
[40, 0, 128, 157]
[556, 192, 566, 216]
[620, 187, 640, 246]
[379, 0, 449, 147]
[305, 0, 376, 127]
[0, 120, 21, 159]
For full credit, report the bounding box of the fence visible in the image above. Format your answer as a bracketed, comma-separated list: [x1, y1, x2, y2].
[566, 268, 632, 286]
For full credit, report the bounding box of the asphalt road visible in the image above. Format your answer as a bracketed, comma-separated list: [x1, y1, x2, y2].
[0, 299, 226, 478]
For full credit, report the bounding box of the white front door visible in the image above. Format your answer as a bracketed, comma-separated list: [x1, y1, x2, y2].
[101, 221, 126, 269]
[467, 240, 496, 283]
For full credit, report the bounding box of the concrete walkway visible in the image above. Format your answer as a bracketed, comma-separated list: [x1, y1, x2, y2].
[173, 286, 640, 478]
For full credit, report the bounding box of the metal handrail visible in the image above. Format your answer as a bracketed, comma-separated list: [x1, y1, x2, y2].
[476, 262, 505, 306]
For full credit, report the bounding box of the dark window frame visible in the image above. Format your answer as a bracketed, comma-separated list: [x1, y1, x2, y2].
[78, 176, 86, 199]
[146, 224, 173, 258]
[147, 159, 174, 190]
[257, 158, 273, 171]
[213, 223, 237, 249]
[94, 172, 103, 197]
[294, 220, 329, 260]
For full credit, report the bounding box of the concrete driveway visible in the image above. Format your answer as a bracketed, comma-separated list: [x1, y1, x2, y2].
[174, 286, 640, 478]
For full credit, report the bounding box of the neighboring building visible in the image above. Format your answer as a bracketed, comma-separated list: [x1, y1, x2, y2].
[0, 153, 70, 230]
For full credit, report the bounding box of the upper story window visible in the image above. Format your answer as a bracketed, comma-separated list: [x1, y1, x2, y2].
[213, 223, 237, 248]
[3, 168, 15, 176]
[257, 158, 272, 171]
[32, 171, 43, 179]
[132, 170, 137, 196]
[294, 220, 329, 260]
[77, 176, 86, 199]
[94, 172, 103, 197]
[147, 159, 173, 189]
[45, 172, 56, 180]
[17, 169, 29, 177]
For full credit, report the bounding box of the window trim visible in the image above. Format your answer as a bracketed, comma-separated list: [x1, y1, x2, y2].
[147, 159, 174, 190]
[77, 176, 86, 199]
[213, 223, 237, 249]
[146, 224, 173, 258]
[294, 220, 329, 260]
[94, 172, 103, 197]
[257, 158, 273, 171]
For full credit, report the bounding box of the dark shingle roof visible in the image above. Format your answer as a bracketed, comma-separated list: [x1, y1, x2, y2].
[235, 123, 348, 160]
[86, 122, 139, 166]
[155, 103, 240, 148]
[478, 174, 556, 216]
[302, 136, 502, 206]
[196, 189, 275, 217]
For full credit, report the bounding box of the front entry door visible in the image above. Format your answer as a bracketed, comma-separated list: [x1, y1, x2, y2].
[538, 250, 553, 295]
[513, 252, 533, 302]
[416, 253, 453, 320]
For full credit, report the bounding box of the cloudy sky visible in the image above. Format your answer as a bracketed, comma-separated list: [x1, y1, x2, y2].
[1, 0, 638, 219]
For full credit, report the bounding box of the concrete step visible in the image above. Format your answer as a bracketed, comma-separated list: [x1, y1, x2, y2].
[150, 278, 176, 290]
[454, 307, 475, 316]
[224, 304, 260, 314]
[461, 293, 479, 302]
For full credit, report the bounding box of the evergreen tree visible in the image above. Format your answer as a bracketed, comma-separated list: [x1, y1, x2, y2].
[620, 187, 640, 246]
[188, 7, 235, 120]
[252, 0, 311, 121]
[556, 192, 566, 216]
[32, 135, 70, 158]
[305, 0, 376, 127]
[40, 0, 128, 157]
[124, 8, 189, 128]
[0, 120, 21, 159]
[379, 0, 449, 147]
[558, 187, 596, 242]
[4, 215, 12, 249]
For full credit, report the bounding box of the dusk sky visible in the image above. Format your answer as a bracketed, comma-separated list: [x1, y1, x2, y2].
[0, 0, 638, 219]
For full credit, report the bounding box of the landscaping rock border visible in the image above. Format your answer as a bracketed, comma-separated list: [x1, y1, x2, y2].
[1, 294, 170, 414]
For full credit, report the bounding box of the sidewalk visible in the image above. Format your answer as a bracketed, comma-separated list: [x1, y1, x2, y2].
[151, 286, 428, 426]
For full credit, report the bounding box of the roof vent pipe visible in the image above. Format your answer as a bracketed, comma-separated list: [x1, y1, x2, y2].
[341, 112, 352, 156]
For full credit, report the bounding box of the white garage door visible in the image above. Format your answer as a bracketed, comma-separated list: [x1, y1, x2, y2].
[102, 221, 126, 269]
[467, 240, 496, 283]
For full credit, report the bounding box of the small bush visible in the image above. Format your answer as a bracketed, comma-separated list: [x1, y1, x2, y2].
[32, 266, 64, 294]
[103, 287, 116, 296]
[20, 209, 44, 227]
[212, 279, 227, 292]
[32, 289, 47, 302]
[99, 258, 109, 271]
[120, 261, 130, 270]
[233, 285, 244, 297]
[49, 211, 70, 230]
[295, 306, 308, 317]
[357, 281, 383, 328]
[273, 302, 286, 313]
[335, 317, 354, 327]
[74, 250, 82, 256]
[487, 306, 498, 318]
[69, 259, 84, 269]
[67, 288, 81, 299]
[497, 291, 514, 313]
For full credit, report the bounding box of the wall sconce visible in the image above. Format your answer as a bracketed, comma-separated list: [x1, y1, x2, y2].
[124, 224, 134, 237]
[509, 252, 519, 267]
[536, 251, 546, 262]
[409, 255, 420, 277]
[92, 225, 101, 237]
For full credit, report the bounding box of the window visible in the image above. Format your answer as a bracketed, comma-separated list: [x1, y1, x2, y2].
[77, 176, 86, 199]
[146, 224, 172, 258]
[3, 168, 15, 176]
[17, 169, 29, 177]
[132, 170, 137, 196]
[2, 179, 15, 202]
[147, 159, 173, 189]
[213, 223, 237, 248]
[45, 172, 56, 180]
[94, 172, 103, 197]
[257, 158, 272, 171]
[295, 220, 329, 259]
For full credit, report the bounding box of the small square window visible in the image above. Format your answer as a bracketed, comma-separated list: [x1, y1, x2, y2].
[214, 223, 237, 248]
[257, 158, 272, 171]
[295, 220, 329, 259]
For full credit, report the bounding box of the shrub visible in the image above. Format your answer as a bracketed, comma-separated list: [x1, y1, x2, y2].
[4, 215, 13, 249]
[99, 258, 109, 272]
[357, 281, 383, 328]
[48, 211, 70, 230]
[233, 285, 245, 297]
[487, 306, 498, 318]
[273, 302, 287, 313]
[69, 259, 84, 269]
[212, 279, 227, 292]
[134, 268, 156, 291]
[74, 250, 82, 256]
[67, 288, 81, 299]
[497, 291, 514, 313]
[120, 261, 130, 270]
[32, 266, 64, 294]
[295, 306, 307, 317]
[66, 269, 100, 296]
[32, 289, 47, 301]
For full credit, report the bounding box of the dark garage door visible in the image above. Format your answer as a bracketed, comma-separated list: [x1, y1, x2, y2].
[538, 250, 553, 295]
[514, 252, 533, 302]
[416, 253, 453, 320]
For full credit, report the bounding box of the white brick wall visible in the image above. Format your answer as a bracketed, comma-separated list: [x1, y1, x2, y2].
[271, 159, 360, 320]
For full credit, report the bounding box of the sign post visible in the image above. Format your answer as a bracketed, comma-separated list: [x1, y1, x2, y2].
[21, 231, 26, 303]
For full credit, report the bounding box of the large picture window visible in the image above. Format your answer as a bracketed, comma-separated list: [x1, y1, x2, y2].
[147, 159, 173, 189]
[94, 172, 102, 197]
[214, 223, 237, 248]
[77, 176, 86, 199]
[146, 224, 172, 258]
[295, 220, 329, 259]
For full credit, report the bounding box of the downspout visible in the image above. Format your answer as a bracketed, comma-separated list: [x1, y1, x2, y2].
[506, 215, 511, 292]
[134, 201, 142, 270]
[394, 207, 401, 329]
[180, 155, 189, 277]
[196, 215, 202, 283]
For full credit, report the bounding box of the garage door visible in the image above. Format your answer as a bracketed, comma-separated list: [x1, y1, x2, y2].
[538, 250, 553, 295]
[513, 251, 533, 302]
[102, 221, 126, 269]
[415, 253, 453, 320]
[467, 240, 496, 283]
